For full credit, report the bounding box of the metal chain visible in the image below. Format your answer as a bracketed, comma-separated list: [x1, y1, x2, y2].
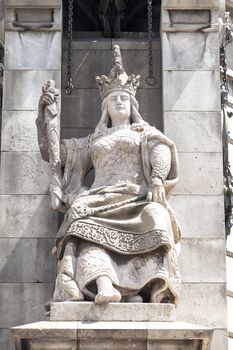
[146, 0, 156, 86]
[65, 0, 74, 95]
[220, 39, 233, 236]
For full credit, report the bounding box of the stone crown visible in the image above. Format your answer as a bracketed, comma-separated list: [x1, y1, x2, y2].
[95, 45, 140, 99]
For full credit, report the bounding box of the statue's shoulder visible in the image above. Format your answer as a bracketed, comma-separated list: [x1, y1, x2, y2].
[142, 125, 175, 148]
[61, 133, 93, 151]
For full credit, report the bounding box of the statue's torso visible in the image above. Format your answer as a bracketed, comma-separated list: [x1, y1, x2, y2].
[90, 127, 147, 191]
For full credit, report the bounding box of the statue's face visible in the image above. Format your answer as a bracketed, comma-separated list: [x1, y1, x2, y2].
[107, 91, 131, 124]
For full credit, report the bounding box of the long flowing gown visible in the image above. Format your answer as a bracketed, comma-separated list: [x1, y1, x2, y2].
[53, 124, 181, 303]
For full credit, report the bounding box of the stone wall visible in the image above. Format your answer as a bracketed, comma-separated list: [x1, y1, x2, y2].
[0, 1, 62, 349]
[161, 1, 227, 349]
[0, 0, 229, 350]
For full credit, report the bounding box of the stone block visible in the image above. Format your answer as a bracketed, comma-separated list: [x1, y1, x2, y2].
[50, 302, 175, 322]
[0, 329, 14, 350]
[164, 111, 222, 153]
[3, 70, 61, 111]
[1, 111, 39, 151]
[61, 88, 162, 129]
[0, 238, 56, 282]
[0, 283, 54, 328]
[163, 0, 219, 9]
[11, 321, 213, 350]
[5, 0, 61, 7]
[0, 152, 51, 195]
[163, 71, 220, 112]
[169, 195, 225, 238]
[174, 153, 223, 195]
[162, 33, 218, 71]
[227, 256, 233, 292]
[179, 239, 226, 283]
[0, 195, 57, 238]
[5, 32, 61, 70]
[176, 283, 227, 328]
[228, 296, 233, 332]
[209, 329, 228, 350]
[62, 48, 161, 89]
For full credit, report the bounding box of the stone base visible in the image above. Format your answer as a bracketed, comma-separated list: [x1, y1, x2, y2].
[11, 321, 214, 350]
[50, 302, 176, 322]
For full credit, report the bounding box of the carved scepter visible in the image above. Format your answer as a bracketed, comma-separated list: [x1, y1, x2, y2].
[36, 80, 62, 210]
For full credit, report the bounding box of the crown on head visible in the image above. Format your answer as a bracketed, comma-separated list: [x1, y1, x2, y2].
[95, 45, 140, 99]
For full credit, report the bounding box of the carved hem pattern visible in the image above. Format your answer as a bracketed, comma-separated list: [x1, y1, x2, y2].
[60, 220, 171, 256]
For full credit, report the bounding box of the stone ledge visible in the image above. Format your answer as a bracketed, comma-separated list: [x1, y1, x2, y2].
[11, 321, 214, 350]
[50, 302, 176, 322]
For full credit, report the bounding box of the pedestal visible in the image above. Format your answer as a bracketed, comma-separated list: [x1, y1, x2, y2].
[11, 302, 214, 350]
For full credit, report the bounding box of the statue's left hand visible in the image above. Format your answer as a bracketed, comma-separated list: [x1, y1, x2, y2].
[151, 177, 166, 205]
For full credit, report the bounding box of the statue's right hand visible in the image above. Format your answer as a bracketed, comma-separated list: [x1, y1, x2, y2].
[39, 92, 55, 108]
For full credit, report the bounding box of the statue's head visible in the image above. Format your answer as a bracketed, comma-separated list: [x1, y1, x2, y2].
[95, 45, 147, 130]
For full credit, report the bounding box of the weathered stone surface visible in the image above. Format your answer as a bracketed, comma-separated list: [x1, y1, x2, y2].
[61, 88, 162, 129]
[0, 195, 57, 238]
[227, 256, 233, 293]
[163, 71, 220, 112]
[0, 283, 54, 328]
[4, 70, 61, 111]
[164, 111, 222, 153]
[228, 296, 233, 332]
[163, 32, 219, 70]
[0, 152, 51, 194]
[5, 32, 61, 70]
[176, 283, 227, 328]
[5, 0, 61, 6]
[0, 238, 56, 282]
[50, 302, 176, 322]
[163, 0, 219, 9]
[179, 239, 226, 283]
[209, 329, 228, 350]
[169, 195, 224, 238]
[174, 153, 223, 195]
[0, 329, 14, 350]
[62, 48, 161, 89]
[1, 111, 39, 152]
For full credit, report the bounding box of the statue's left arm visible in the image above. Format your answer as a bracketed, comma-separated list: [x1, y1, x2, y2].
[148, 140, 171, 204]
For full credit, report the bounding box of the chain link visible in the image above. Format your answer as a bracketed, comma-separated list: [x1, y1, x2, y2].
[146, 0, 156, 86]
[65, 0, 74, 95]
[220, 37, 233, 236]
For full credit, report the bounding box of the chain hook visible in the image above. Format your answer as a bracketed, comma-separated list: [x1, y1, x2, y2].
[65, 78, 74, 95]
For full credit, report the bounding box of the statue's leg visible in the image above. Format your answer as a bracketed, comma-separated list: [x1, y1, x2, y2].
[95, 275, 121, 304]
[53, 240, 84, 301]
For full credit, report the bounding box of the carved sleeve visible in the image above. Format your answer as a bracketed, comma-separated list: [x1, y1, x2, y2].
[148, 142, 171, 182]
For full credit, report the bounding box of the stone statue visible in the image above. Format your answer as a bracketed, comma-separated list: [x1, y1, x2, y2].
[36, 45, 181, 305]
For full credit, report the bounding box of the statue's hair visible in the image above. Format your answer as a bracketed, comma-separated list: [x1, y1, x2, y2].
[95, 94, 146, 132]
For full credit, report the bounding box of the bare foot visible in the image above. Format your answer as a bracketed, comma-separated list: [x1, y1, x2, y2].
[95, 287, 121, 304]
